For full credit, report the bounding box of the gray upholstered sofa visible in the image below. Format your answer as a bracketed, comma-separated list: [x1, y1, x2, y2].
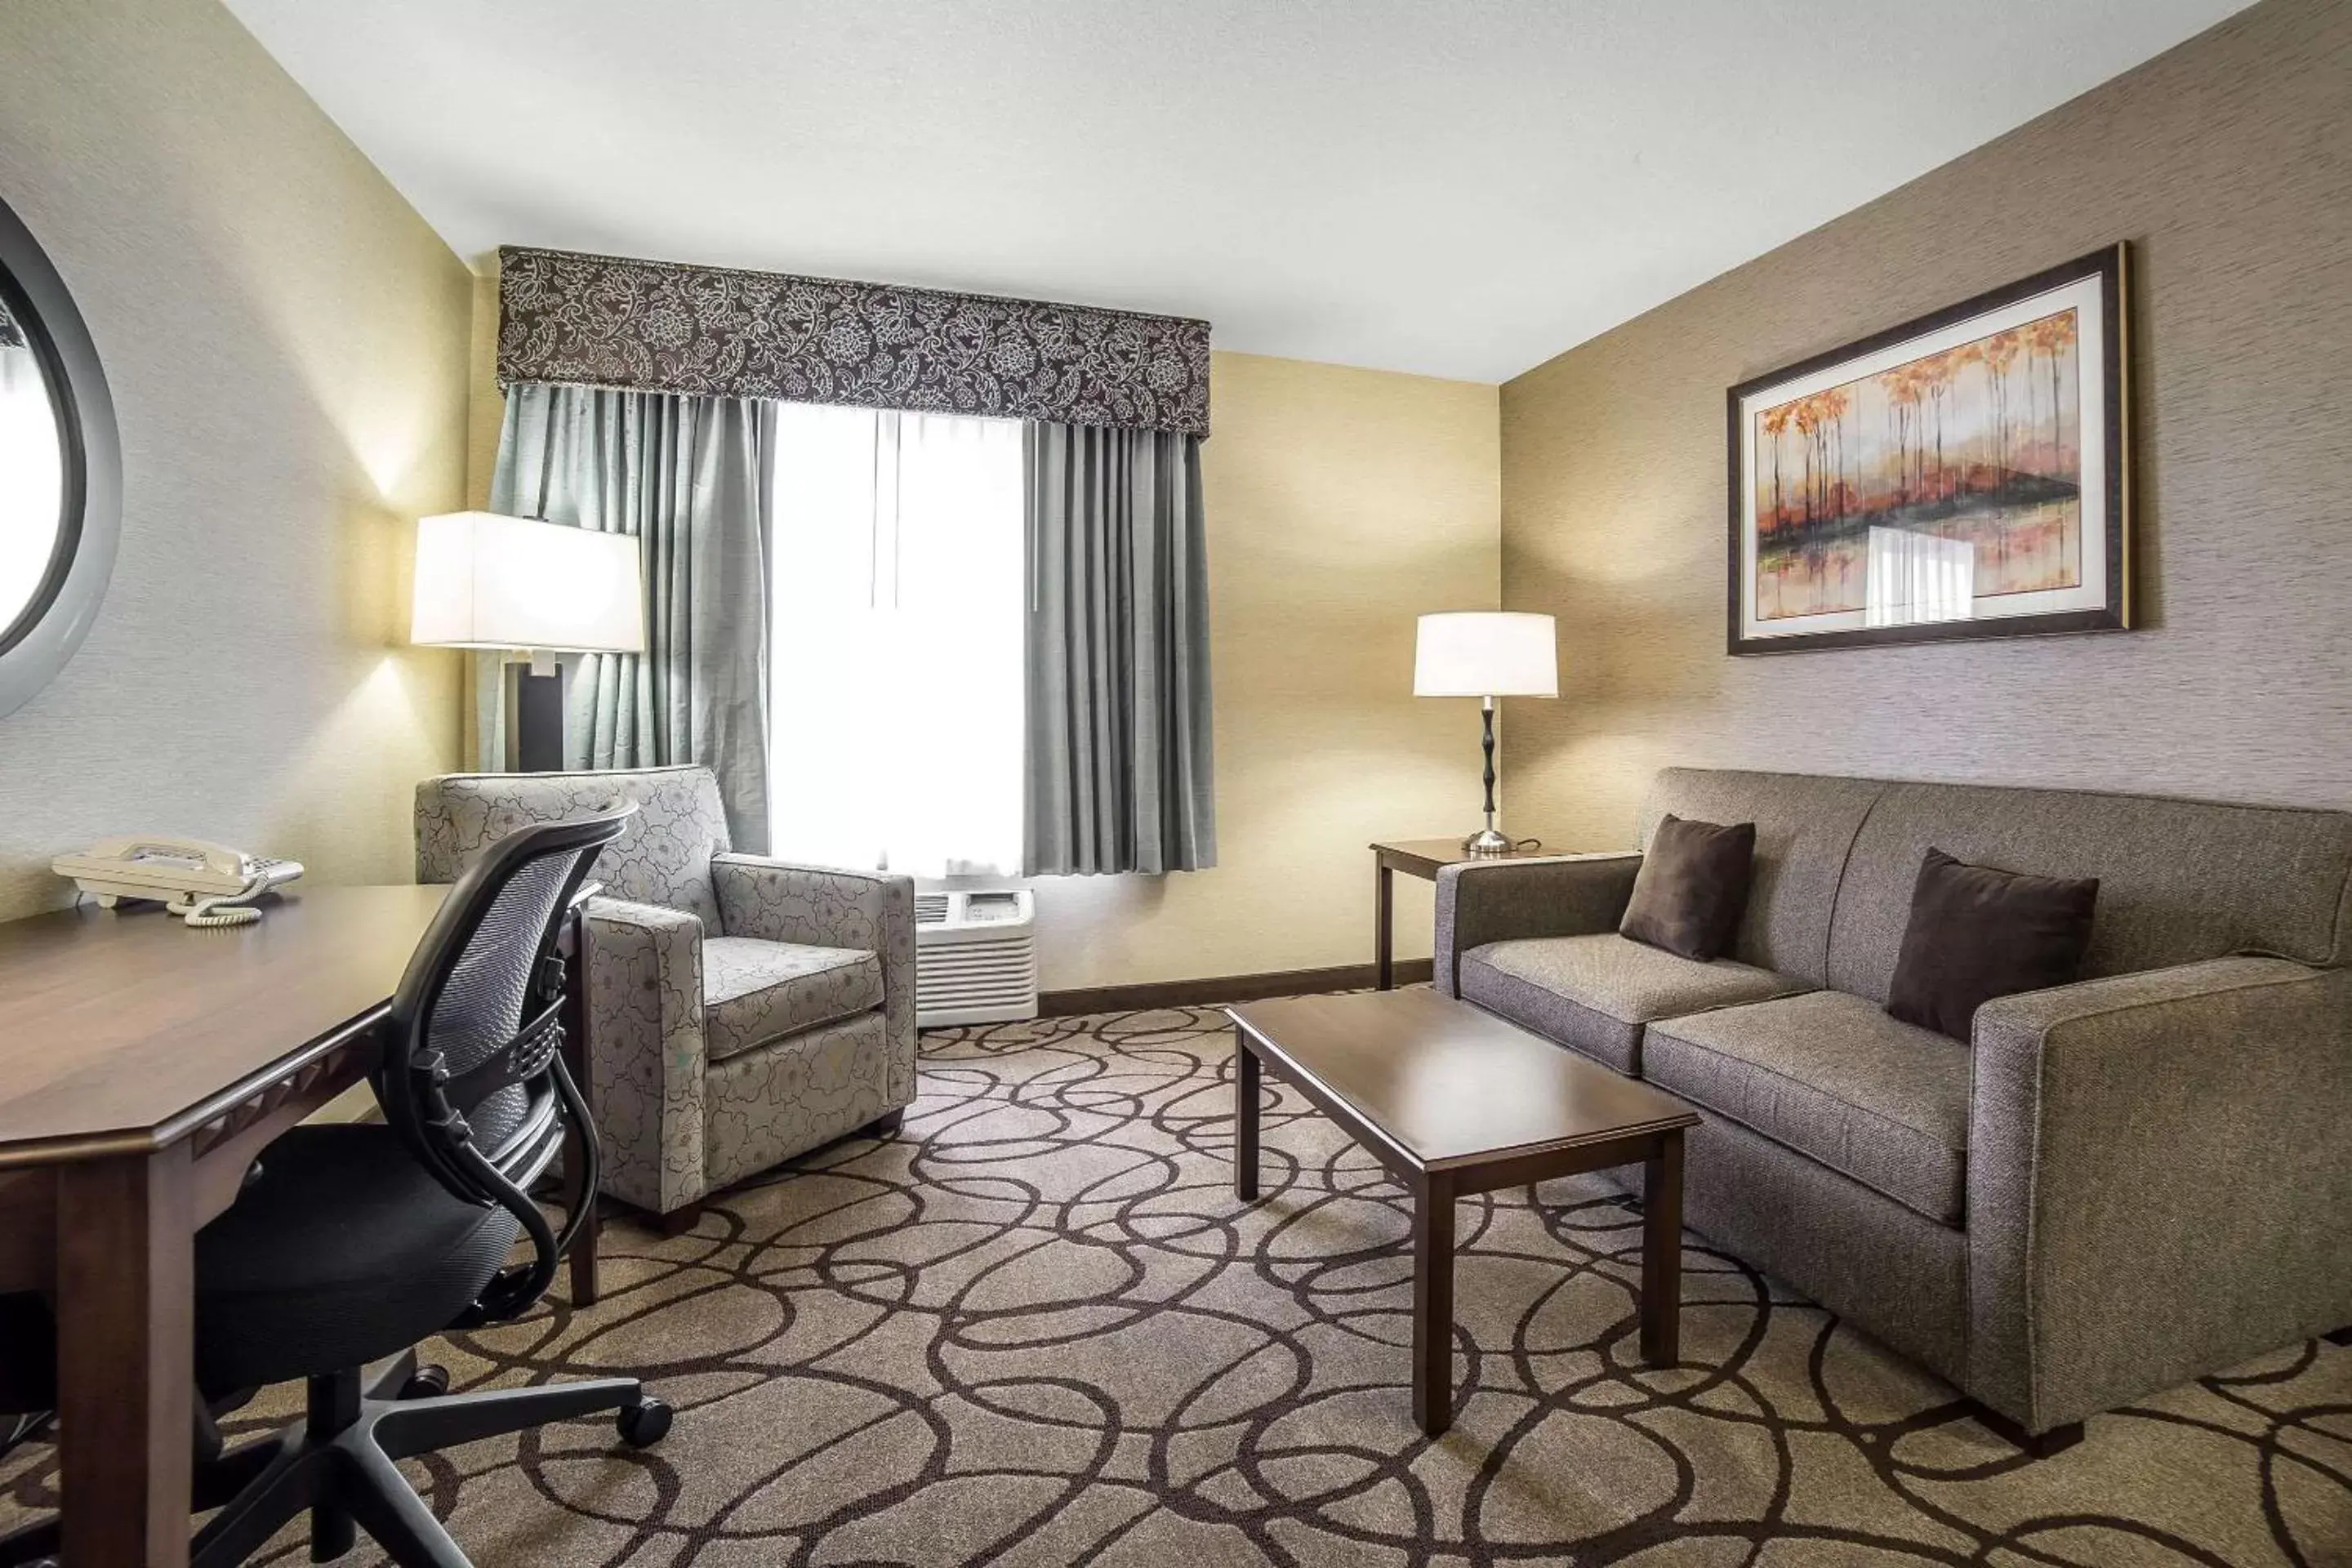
[416, 765, 916, 1231]
[1435, 767, 2352, 1446]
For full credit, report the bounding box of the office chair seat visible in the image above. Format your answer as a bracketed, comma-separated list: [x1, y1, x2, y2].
[193, 1125, 523, 1398]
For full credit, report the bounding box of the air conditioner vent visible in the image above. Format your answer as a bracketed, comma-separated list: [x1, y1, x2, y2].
[914, 889, 1037, 1028]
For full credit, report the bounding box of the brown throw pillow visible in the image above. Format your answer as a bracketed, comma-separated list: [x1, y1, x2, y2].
[1619, 814, 1756, 962]
[1886, 849, 2100, 1042]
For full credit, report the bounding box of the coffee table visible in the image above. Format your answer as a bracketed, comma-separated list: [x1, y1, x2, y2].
[1227, 987, 1701, 1437]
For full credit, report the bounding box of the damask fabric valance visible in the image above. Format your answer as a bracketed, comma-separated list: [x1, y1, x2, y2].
[497, 246, 1211, 437]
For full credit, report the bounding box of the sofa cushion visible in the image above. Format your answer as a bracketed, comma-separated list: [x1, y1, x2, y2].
[1644, 990, 1971, 1225]
[1620, 814, 1756, 961]
[1886, 849, 2099, 1041]
[1459, 933, 1811, 1075]
[702, 936, 883, 1062]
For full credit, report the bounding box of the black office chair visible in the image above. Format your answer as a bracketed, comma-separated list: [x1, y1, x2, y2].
[0, 805, 670, 1567]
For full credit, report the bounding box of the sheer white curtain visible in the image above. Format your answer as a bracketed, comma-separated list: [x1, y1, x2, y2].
[768, 404, 1025, 876]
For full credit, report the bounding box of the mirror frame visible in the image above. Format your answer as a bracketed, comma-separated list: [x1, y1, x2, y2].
[0, 192, 120, 719]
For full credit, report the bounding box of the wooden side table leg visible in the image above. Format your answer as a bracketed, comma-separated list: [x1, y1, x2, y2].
[1641, 1129, 1684, 1367]
[1233, 1027, 1260, 1201]
[559, 906, 600, 1307]
[1374, 859, 1395, 990]
[1412, 1169, 1457, 1437]
[57, 1143, 194, 1568]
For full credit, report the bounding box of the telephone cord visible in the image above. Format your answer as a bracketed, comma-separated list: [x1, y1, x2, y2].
[171, 879, 268, 928]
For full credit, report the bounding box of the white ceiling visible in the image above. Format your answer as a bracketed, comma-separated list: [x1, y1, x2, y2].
[225, 0, 2249, 382]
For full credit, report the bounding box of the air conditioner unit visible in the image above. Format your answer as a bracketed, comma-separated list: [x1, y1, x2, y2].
[914, 889, 1038, 1028]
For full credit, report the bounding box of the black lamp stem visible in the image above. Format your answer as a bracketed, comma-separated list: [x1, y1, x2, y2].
[1480, 695, 1497, 829]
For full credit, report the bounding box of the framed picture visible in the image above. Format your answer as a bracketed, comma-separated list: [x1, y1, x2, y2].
[1726, 243, 2131, 655]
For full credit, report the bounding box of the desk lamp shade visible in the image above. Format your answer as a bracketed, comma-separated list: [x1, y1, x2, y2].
[1414, 612, 1558, 855]
[411, 511, 645, 771]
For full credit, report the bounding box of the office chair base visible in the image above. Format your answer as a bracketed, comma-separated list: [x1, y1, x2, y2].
[178, 1358, 666, 1568]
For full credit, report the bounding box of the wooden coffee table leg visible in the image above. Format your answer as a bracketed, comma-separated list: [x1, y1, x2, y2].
[1641, 1129, 1684, 1366]
[1412, 1169, 1457, 1436]
[1233, 1027, 1260, 1201]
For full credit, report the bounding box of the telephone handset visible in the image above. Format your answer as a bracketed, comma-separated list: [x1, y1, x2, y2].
[51, 836, 305, 928]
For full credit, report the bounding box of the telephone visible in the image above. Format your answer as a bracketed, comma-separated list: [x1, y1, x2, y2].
[51, 837, 305, 928]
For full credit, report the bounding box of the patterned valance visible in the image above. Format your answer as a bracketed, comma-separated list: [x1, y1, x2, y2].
[497, 246, 1210, 437]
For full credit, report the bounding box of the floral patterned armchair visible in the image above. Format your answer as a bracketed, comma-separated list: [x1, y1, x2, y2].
[414, 765, 916, 1231]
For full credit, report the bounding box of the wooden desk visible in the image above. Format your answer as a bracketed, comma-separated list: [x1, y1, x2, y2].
[1370, 836, 1561, 990]
[0, 883, 600, 1567]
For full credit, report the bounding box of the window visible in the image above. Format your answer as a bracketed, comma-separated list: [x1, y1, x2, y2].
[767, 404, 1026, 876]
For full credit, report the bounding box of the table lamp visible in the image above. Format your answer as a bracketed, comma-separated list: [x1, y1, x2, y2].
[1414, 611, 1558, 856]
[410, 510, 645, 772]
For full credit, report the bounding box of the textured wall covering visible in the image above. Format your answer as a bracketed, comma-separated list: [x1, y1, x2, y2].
[1499, 0, 2351, 849]
[0, 0, 471, 918]
[498, 245, 1211, 436]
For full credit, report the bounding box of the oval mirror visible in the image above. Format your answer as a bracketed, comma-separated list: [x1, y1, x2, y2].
[0, 194, 119, 719]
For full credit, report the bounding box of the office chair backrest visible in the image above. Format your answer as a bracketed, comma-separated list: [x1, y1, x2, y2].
[381, 803, 634, 1323]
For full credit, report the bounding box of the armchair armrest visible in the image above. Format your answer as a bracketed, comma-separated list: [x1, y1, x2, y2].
[582, 896, 708, 1214]
[1967, 956, 2352, 1432]
[1432, 853, 1643, 995]
[711, 854, 919, 1104]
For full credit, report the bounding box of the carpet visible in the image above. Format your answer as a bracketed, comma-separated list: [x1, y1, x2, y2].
[7, 1003, 2349, 1565]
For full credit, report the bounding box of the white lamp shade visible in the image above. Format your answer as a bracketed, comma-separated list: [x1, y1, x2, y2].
[410, 511, 645, 653]
[1414, 611, 1558, 697]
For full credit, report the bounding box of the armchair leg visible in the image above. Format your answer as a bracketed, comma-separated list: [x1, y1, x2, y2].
[866, 1108, 906, 1138]
[1968, 1401, 2084, 1459]
[655, 1200, 705, 1238]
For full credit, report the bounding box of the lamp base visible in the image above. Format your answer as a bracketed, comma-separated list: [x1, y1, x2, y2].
[502, 658, 568, 773]
[1460, 826, 1514, 858]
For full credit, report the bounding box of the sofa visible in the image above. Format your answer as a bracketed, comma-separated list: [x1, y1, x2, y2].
[416, 766, 916, 1231]
[1435, 766, 2352, 1446]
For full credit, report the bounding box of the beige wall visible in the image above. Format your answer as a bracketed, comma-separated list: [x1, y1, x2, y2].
[0, 0, 473, 918]
[1499, 0, 2352, 850]
[1027, 350, 1499, 991]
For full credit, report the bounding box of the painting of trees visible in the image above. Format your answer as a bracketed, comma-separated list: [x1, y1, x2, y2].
[1752, 305, 2082, 621]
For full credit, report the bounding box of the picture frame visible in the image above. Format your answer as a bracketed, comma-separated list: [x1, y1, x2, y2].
[1726, 243, 2131, 656]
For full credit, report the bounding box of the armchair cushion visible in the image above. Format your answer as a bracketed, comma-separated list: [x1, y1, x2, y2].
[1459, 933, 1808, 1075]
[702, 938, 883, 1062]
[416, 765, 730, 927]
[1645, 990, 1971, 1224]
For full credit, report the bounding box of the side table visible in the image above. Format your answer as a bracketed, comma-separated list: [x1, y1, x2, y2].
[1370, 836, 1560, 990]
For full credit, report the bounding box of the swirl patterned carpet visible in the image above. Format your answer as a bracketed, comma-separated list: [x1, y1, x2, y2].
[7, 1004, 2350, 1565]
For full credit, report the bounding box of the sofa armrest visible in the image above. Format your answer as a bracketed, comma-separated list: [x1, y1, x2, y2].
[1432, 853, 1643, 996]
[711, 854, 919, 1104]
[584, 896, 709, 1214]
[1967, 956, 2352, 1432]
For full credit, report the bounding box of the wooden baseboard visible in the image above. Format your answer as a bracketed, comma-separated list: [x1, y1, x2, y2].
[1037, 959, 1433, 1018]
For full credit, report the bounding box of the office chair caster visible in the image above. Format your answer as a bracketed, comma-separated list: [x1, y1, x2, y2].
[398, 1363, 450, 1400]
[617, 1395, 672, 1447]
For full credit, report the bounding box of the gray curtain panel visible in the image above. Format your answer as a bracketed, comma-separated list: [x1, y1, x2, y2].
[487, 383, 777, 852]
[1023, 421, 1216, 875]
